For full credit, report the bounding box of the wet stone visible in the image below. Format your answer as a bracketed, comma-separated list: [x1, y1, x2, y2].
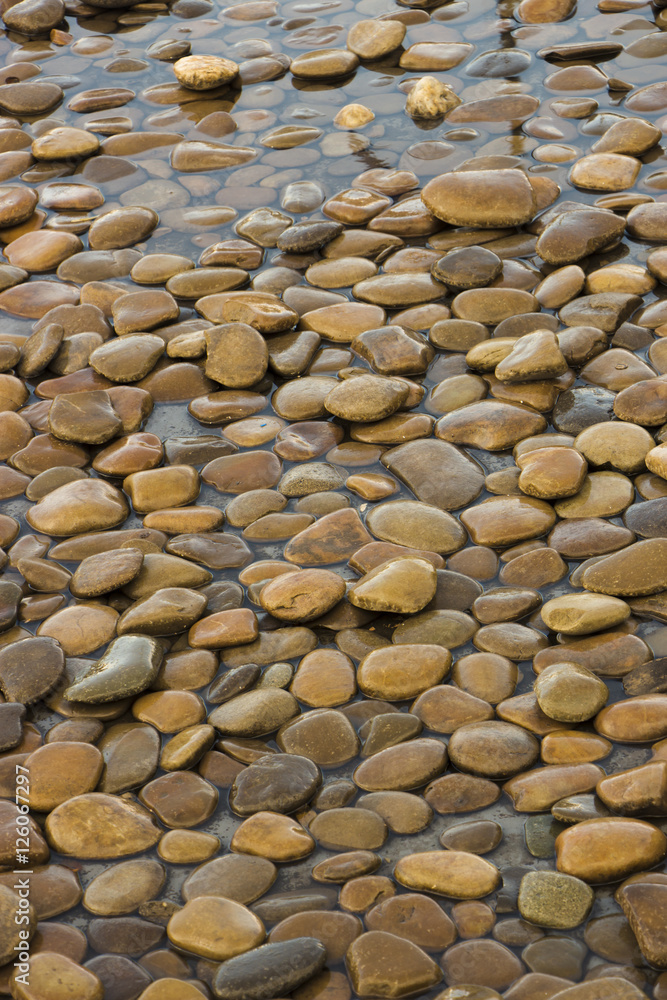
[45, 793, 161, 859]
[139, 770, 217, 828]
[64, 635, 163, 703]
[86, 915, 164, 957]
[90, 337, 164, 383]
[381, 439, 484, 511]
[205, 324, 269, 389]
[88, 208, 159, 251]
[212, 938, 327, 1000]
[83, 859, 165, 916]
[616, 879, 667, 969]
[25, 741, 103, 811]
[174, 55, 239, 90]
[460, 496, 556, 548]
[230, 754, 321, 815]
[0, 581, 23, 635]
[406, 77, 461, 120]
[518, 871, 594, 929]
[48, 390, 122, 446]
[85, 956, 151, 1000]
[231, 810, 315, 861]
[0, 636, 64, 703]
[448, 721, 539, 779]
[182, 854, 276, 906]
[440, 940, 524, 992]
[347, 20, 405, 59]
[279, 709, 360, 768]
[556, 817, 667, 883]
[267, 911, 360, 966]
[26, 479, 129, 536]
[310, 807, 387, 851]
[433, 247, 502, 290]
[440, 819, 502, 855]
[358, 791, 432, 835]
[260, 569, 345, 622]
[0, 702, 25, 751]
[361, 714, 423, 757]
[395, 851, 501, 899]
[97, 722, 160, 795]
[347, 931, 442, 998]
[595, 693, 667, 743]
[535, 663, 609, 722]
[525, 813, 567, 859]
[210, 688, 299, 738]
[168, 896, 263, 961]
[10, 953, 103, 1000]
[291, 49, 359, 80]
[117, 587, 207, 636]
[354, 739, 447, 791]
[541, 593, 630, 635]
[437, 401, 546, 452]
[582, 539, 667, 597]
[423, 170, 536, 229]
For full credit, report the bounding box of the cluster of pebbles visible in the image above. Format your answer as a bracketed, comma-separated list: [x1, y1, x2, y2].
[2, 0, 667, 996]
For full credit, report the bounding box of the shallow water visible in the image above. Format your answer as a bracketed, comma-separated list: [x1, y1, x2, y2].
[1, 0, 667, 997]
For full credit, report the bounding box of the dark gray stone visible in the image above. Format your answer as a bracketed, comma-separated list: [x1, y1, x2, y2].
[212, 938, 328, 1000]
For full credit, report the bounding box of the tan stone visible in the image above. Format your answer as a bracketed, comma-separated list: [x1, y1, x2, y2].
[278, 708, 360, 768]
[174, 54, 238, 90]
[167, 896, 264, 959]
[260, 569, 345, 622]
[504, 764, 604, 812]
[535, 663, 609, 722]
[616, 879, 667, 968]
[541, 731, 611, 765]
[556, 817, 667, 883]
[460, 496, 556, 547]
[358, 645, 450, 701]
[10, 953, 103, 1000]
[124, 466, 200, 515]
[83, 858, 165, 916]
[347, 931, 442, 998]
[517, 447, 587, 499]
[541, 593, 631, 635]
[230, 811, 315, 861]
[495, 331, 568, 383]
[45, 793, 161, 859]
[188, 609, 258, 649]
[395, 851, 500, 899]
[448, 721, 538, 779]
[582, 539, 667, 597]
[595, 694, 667, 743]
[422, 170, 536, 228]
[349, 558, 437, 613]
[406, 77, 461, 119]
[347, 19, 405, 59]
[366, 500, 467, 555]
[597, 760, 667, 816]
[334, 104, 374, 128]
[570, 153, 641, 192]
[26, 479, 129, 536]
[25, 742, 103, 811]
[354, 739, 447, 791]
[436, 401, 546, 451]
[518, 871, 593, 930]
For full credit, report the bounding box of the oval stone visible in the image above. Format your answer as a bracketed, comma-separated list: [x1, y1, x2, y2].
[45, 793, 161, 859]
[556, 818, 667, 883]
[395, 851, 501, 898]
